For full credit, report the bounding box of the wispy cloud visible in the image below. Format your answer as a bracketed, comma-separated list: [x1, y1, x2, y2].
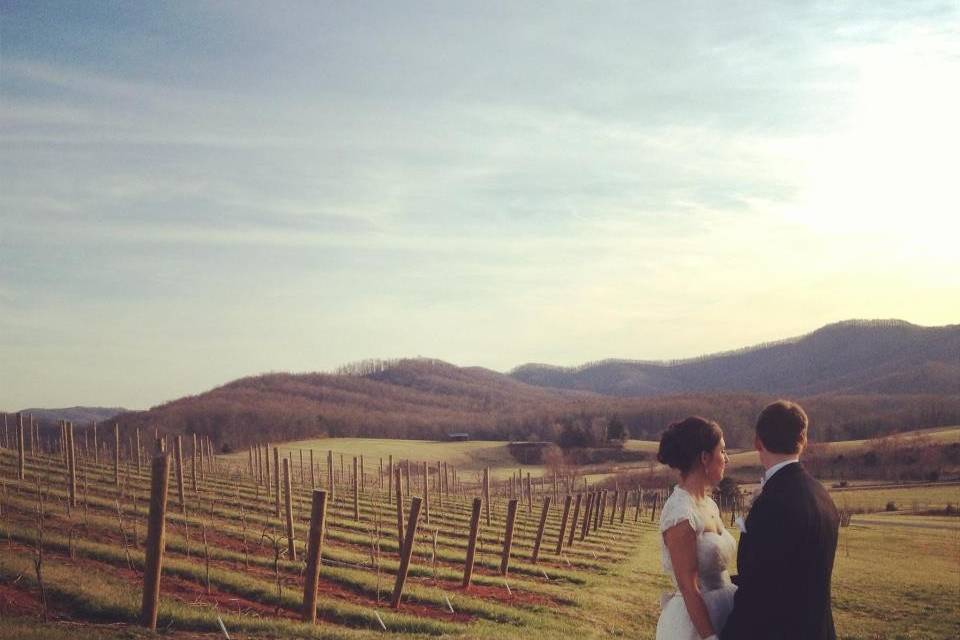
[2, 1, 958, 408]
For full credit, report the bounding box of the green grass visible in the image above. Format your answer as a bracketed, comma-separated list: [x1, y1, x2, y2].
[829, 522, 960, 638]
[0, 446, 645, 639]
[2, 432, 959, 640]
[830, 484, 960, 513]
[262, 438, 537, 482]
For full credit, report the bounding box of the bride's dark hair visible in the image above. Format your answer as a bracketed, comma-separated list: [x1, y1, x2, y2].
[657, 416, 722, 474]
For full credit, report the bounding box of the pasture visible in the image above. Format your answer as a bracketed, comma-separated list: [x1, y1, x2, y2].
[0, 430, 957, 639]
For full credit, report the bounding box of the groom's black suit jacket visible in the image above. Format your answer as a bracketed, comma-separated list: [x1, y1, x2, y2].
[721, 462, 839, 640]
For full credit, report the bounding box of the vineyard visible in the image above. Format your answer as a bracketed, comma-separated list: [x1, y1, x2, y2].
[0, 418, 668, 639]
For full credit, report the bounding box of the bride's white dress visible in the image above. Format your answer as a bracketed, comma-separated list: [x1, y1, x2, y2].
[655, 486, 737, 640]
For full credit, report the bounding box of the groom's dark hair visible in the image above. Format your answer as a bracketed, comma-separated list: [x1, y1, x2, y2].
[756, 400, 808, 454]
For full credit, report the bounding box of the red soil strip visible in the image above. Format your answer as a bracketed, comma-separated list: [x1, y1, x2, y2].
[24, 533, 473, 626]
[200, 553, 474, 624]
[161, 574, 295, 620]
[0, 580, 43, 617]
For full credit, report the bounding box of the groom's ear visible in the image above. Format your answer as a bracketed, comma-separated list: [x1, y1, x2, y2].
[754, 435, 763, 453]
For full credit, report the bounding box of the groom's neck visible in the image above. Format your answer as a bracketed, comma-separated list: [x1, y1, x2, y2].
[759, 451, 800, 471]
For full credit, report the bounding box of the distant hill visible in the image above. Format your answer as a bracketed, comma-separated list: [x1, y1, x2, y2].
[14, 406, 126, 426]
[510, 320, 960, 396]
[112, 355, 960, 453]
[115, 358, 595, 451]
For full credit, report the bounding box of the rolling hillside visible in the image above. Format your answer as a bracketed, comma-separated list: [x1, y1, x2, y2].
[53, 320, 955, 453]
[510, 319, 960, 396]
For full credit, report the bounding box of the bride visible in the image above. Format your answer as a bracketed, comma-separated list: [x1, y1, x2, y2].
[655, 417, 737, 640]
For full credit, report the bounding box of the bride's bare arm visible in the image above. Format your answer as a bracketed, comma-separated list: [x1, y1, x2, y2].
[663, 522, 716, 639]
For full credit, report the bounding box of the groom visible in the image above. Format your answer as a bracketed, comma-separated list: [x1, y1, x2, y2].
[721, 400, 840, 640]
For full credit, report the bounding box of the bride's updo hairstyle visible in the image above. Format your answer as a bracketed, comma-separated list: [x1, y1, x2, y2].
[657, 416, 722, 474]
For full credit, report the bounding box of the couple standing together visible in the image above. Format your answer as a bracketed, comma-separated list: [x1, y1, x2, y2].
[655, 400, 840, 640]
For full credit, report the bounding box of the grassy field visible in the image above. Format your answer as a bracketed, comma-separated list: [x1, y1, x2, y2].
[2, 433, 958, 640]
[266, 437, 533, 482]
[831, 483, 960, 513]
[0, 444, 656, 640]
[260, 432, 960, 499]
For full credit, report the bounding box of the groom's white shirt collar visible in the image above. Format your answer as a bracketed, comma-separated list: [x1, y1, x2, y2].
[762, 458, 800, 487]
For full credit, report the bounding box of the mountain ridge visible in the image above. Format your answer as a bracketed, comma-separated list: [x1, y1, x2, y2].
[509, 319, 960, 396]
[21, 319, 958, 451]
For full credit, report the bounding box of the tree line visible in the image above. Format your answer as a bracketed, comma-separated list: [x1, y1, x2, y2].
[84, 359, 960, 454]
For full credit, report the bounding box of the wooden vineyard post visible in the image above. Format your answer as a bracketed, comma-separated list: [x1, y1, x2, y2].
[441, 461, 447, 506]
[327, 450, 335, 501]
[207, 436, 214, 475]
[352, 456, 360, 521]
[60, 421, 67, 466]
[483, 467, 491, 526]
[437, 461, 443, 510]
[310, 449, 316, 490]
[29, 415, 36, 458]
[579, 493, 594, 541]
[620, 490, 628, 524]
[191, 433, 199, 493]
[388, 454, 393, 502]
[610, 489, 619, 525]
[499, 498, 519, 576]
[650, 492, 660, 522]
[197, 437, 203, 479]
[274, 448, 281, 519]
[556, 494, 572, 554]
[390, 496, 423, 610]
[635, 488, 643, 522]
[92, 421, 98, 464]
[198, 437, 206, 480]
[526, 473, 532, 515]
[174, 436, 186, 510]
[404, 459, 411, 497]
[379, 457, 383, 490]
[301, 490, 328, 623]
[283, 458, 296, 561]
[257, 444, 270, 496]
[300, 449, 305, 487]
[67, 422, 77, 507]
[395, 466, 404, 546]
[593, 491, 603, 531]
[16, 414, 25, 480]
[135, 428, 142, 476]
[423, 461, 430, 524]
[140, 452, 171, 630]
[462, 497, 482, 588]
[114, 423, 120, 487]
[360, 455, 365, 494]
[531, 496, 551, 564]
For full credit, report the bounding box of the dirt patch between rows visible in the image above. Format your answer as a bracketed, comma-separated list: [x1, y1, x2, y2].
[0, 580, 44, 618]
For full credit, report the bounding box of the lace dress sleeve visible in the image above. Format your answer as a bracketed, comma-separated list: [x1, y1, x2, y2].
[659, 490, 703, 535]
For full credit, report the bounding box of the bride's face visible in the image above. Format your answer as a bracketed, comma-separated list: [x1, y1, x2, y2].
[703, 437, 728, 485]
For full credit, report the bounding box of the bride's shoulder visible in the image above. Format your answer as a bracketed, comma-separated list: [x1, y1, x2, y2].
[659, 486, 703, 533]
[706, 494, 721, 515]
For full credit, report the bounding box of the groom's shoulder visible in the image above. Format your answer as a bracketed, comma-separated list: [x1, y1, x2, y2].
[787, 464, 840, 521]
[764, 465, 819, 507]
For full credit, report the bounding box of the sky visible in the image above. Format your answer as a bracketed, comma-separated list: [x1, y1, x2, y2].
[2, 1, 959, 410]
